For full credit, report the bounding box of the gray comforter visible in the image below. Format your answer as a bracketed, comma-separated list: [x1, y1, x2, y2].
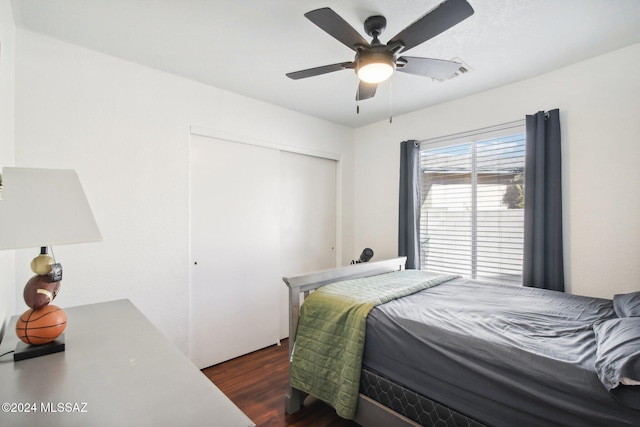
[363, 277, 639, 426]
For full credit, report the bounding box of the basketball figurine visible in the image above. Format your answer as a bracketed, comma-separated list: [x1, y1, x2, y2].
[15, 305, 67, 345]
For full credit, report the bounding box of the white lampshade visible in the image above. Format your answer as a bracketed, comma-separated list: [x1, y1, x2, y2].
[0, 167, 102, 250]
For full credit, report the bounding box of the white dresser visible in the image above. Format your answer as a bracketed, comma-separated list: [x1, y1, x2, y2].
[0, 299, 255, 427]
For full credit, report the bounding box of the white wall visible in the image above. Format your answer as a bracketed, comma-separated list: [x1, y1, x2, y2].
[353, 43, 640, 299]
[0, 0, 16, 340]
[13, 29, 354, 353]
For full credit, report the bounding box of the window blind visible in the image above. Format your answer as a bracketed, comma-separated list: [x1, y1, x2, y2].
[419, 122, 525, 285]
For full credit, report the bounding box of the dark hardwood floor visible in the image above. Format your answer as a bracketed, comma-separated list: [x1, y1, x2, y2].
[202, 339, 360, 427]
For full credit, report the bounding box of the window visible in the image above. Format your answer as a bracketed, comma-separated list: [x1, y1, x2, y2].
[419, 122, 525, 285]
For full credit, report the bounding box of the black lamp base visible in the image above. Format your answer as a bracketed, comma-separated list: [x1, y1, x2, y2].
[14, 334, 65, 362]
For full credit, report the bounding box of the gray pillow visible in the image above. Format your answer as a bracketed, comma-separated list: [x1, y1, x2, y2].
[613, 291, 640, 317]
[593, 317, 640, 409]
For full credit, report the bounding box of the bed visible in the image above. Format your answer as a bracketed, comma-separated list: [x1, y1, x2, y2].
[283, 257, 640, 427]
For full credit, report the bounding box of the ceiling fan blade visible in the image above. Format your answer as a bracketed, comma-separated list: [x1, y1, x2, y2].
[286, 62, 353, 80]
[305, 7, 369, 51]
[389, 0, 474, 53]
[356, 81, 377, 101]
[396, 57, 462, 80]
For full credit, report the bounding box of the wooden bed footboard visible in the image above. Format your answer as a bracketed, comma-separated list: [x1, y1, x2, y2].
[282, 257, 407, 416]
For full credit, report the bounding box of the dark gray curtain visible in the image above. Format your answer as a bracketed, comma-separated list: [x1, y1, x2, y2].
[523, 109, 564, 291]
[398, 140, 420, 269]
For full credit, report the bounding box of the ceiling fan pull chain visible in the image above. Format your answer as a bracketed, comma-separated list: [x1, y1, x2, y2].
[389, 78, 393, 123]
[356, 78, 360, 114]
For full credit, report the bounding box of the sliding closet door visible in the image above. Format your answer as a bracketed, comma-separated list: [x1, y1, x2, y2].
[189, 135, 281, 369]
[279, 151, 337, 338]
[189, 135, 338, 368]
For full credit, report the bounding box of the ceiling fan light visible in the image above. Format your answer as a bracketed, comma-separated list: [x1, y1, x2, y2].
[357, 53, 395, 84]
[358, 62, 394, 83]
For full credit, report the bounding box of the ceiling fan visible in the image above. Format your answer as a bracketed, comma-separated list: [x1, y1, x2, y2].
[286, 0, 474, 101]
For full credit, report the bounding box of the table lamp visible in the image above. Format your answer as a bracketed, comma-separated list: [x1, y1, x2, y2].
[0, 167, 102, 361]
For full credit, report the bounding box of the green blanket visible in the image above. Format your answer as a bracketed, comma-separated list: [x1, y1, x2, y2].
[290, 270, 458, 419]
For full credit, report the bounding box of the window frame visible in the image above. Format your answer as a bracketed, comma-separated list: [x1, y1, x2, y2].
[418, 120, 526, 285]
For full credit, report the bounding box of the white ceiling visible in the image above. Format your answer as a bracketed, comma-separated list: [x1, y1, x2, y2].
[10, 0, 640, 128]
